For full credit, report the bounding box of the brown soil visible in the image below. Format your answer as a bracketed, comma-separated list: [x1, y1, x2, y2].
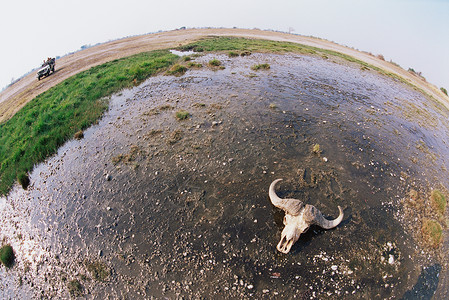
[0, 28, 447, 123]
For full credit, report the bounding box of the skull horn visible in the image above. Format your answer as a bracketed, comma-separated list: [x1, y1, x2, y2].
[304, 204, 344, 229]
[269, 179, 303, 216]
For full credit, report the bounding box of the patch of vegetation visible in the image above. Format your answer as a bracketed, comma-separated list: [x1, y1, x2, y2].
[228, 51, 239, 58]
[175, 110, 190, 121]
[183, 56, 191, 62]
[167, 129, 184, 144]
[269, 103, 277, 109]
[0, 244, 15, 268]
[17, 172, 30, 189]
[68, 279, 83, 296]
[0, 50, 178, 196]
[421, 219, 443, 248]
[112, 145, 141, 165]
[208, 59, 222, 67]
[166, 64, 187, 76]
[251, 63, 270, 70]
[312, 143, 321, 155]
[86, 261, 110, 281]
[441, 87, 448, 96]
[74, 130, 84, 140]
[430, 190, 446, 216]
[187, 62, 203, 69]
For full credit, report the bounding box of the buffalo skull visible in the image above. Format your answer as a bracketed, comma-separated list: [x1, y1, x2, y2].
[269, 179, 344, 253]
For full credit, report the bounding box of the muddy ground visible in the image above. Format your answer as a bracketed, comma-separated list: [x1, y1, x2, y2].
[1, 52, 449, 299]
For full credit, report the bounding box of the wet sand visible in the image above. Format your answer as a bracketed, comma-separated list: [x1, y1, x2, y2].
[1, 52, 448, 298]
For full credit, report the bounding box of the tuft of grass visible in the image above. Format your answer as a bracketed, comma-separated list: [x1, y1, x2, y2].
[74, 130, 84, 140]
[312, 144, 321, 155]
[430, 190, 446, 216]
[269, 103, 277, 109]
[167, 129, 184, 144]
[0, 244, 15, 268]
[441, 87, 448, 96]
[421, 219, 443, 248]
[175, 110, 190, 121]
[251, 63, 270, 71]
[208, 59, 222, 67]
[187, 62, 202, 69]
[86, 261, 110, 282]
[228, 51, 239, 58]
[0, 50, 178, 196]
[17, 172, 30, 190]
[183, 56, 191, 62]
[166, 64, 187, 76]
[68, 279, 83, 296]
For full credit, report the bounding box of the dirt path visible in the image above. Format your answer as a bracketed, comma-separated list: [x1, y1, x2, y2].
[0, 28, 447, 123]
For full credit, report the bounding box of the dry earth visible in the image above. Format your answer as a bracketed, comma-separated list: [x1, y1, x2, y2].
[0, 28, 447, 123]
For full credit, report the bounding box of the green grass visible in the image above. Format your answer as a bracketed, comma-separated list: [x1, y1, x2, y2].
[0, 244, 14, 268]
[0, 50, 178, 195]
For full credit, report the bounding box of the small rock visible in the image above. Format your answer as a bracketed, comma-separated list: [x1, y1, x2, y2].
[247, 284, 254, 290]
[98, 250, 103, 256]
[323, 157, 328, 162]
[331, 265, 338, 271]
[263, 289, 269, 294]
[106, 174, 112, 181]
[388, 255, 394, 265]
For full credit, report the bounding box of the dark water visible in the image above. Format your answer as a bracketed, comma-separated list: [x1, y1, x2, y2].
[1, 53, 448, 299]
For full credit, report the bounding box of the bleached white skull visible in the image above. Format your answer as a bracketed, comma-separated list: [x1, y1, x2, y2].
[269, 179, 344, 253]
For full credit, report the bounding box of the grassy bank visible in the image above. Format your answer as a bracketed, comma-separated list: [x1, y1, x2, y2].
[0, 50, 178, 195]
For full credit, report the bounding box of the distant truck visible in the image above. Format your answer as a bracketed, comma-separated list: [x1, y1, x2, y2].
[37, 57, 56, 80]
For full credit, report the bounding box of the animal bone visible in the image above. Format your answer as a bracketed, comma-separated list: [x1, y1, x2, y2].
[269, 179, 344, 253]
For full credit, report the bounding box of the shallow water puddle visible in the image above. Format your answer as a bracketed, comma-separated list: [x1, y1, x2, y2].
[1, 53, 448, 298]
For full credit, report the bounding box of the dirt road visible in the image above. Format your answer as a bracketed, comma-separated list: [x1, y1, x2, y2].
[0, 28, 447, 123]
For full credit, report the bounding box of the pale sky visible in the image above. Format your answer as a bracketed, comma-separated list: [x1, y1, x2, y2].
[1, 0, 448, 91]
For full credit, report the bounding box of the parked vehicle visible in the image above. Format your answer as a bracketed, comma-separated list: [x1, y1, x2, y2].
[37, 58, 55, 80]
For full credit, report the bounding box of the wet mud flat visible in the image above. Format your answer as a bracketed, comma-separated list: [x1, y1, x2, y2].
[1, 52, 449, 298]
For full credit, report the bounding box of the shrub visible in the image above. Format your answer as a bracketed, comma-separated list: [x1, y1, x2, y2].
[228, 51, 239, 58]
[183, 56, 191, 62]
[376, 54, 385, 61]
[209, 59, 222, 67]
[312, 144, 321, 155]
[0, 244, 15, 268]
[175, 110, 190, 120]
[17, 172, 30, 190]
[441, 87, 448, 96]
